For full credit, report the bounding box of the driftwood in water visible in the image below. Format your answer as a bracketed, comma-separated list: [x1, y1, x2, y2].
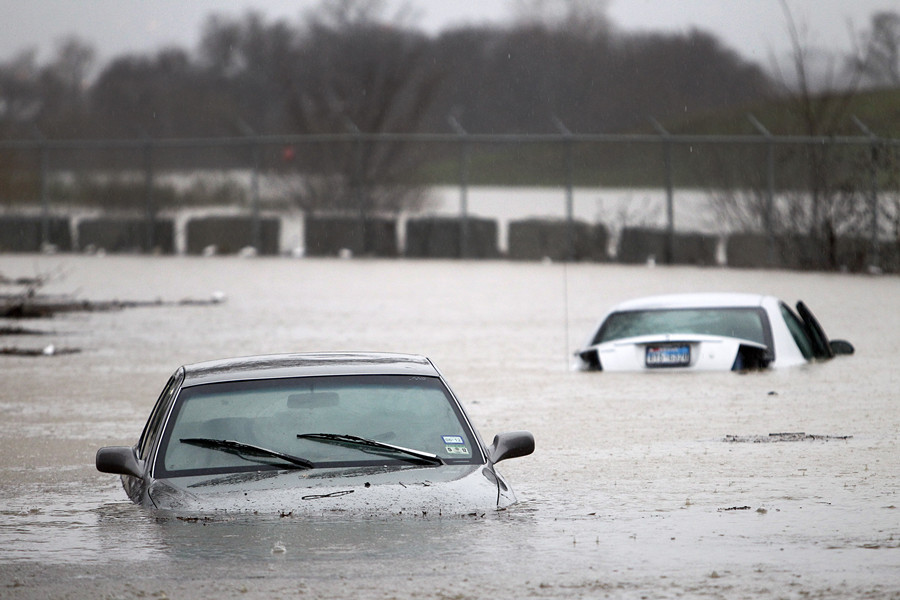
[0, 345, 80, 356]
[0, 294, 225, 319]
[724, 432, 853, 443]
[1, 271, 223, 357]
[0, 325, 52, 335]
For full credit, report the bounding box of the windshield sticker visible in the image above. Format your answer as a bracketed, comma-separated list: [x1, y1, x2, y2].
[446, 446, 470, 455]
[442, 435, 464, 445]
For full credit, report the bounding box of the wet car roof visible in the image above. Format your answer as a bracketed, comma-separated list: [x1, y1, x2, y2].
[181, 352, 438, 386]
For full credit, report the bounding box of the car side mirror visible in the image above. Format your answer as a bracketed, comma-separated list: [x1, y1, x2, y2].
[489, 431, 535, 464]
[96, 446, 143, 478]
[829, 339, 855, 355]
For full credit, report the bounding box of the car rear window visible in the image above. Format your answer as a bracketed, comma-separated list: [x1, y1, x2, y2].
[594, 307, 768, 346]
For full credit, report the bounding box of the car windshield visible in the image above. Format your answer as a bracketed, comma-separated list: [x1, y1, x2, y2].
[156, 374, 480, 477]
[593, 307, 768, 346]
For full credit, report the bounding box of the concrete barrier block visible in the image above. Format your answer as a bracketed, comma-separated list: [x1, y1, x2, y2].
[617, 228, 666, 264]
[820, 239, 895, 273]
[673, 232, 719, 266]
[405, 217, 498, 259]
[725, 233, 770, 268]
[507, 219, 608, 261]
[727, 233, 854, 271]
[0, 215, 72, 252]
[879, 242, 900, 274]
[186, 216, 280, 255]
[777, 235, 825, 270]
[77, 217, 174, 254]
[834, 237, 870, 273]
[507, 220, 546, 260]
[305, 216, 364, 256]
[364, 218, 398, 257]
[304, 216, 397, 257]
[618, 227, 717, 265]
[830, 237, 900, 273]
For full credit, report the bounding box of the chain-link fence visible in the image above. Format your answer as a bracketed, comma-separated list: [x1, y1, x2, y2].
[1, 130, 898, 271]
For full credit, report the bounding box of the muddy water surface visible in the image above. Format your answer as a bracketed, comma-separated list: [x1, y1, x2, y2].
[1, 255, 898, 599]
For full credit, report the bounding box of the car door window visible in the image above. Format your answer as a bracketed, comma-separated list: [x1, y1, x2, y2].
[796, 301, 834, 359]
[137, 370, 183, 461]
[780, 303, 814, 360]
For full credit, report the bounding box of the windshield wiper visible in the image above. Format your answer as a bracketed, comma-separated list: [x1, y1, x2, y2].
[296, 433, 444, 466]
[180, 437, 314, 469]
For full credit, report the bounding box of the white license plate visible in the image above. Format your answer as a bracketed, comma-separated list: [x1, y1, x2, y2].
[646, 344, 690, 367]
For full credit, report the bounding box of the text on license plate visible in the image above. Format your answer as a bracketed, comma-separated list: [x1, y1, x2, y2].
[645, 344, 691, 367]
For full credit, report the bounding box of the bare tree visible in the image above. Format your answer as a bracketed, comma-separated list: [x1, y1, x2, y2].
[510, 0, 611, 39]
[198, 11, 297, 134]
[0, 50, 43, 132]
[853, 11, 900, 87]
[279, 1, 444, 216]
[50, 37, 96, 98]
[764, 0, 868, 268]
[704, 4, 895, 271]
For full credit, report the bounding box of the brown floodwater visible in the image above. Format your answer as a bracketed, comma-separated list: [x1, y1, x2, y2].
[0, 255, 898, 599]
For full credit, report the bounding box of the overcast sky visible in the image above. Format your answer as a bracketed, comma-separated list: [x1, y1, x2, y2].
[0, 0, 896, 67]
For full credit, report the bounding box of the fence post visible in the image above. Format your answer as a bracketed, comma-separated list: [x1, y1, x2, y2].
[343, 118, 366, 254]
[448, 116, 470, 258]
[553, 116, 575, 262]
[852, 116, 880, 272]
[651, 118, 674, 264]
[34, 129, 50, 249]
[142, 134, 156, 252]
[748, 114, 776, 266]
[238, 121, 262, 252]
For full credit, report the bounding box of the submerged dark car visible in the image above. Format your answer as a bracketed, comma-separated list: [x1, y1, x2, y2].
[96, 352, 534, 514]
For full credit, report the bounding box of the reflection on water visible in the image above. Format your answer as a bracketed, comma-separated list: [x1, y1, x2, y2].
[1, 255, 898, 598]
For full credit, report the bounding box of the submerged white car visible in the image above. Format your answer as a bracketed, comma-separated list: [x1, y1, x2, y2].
[574, 293, 854, 372]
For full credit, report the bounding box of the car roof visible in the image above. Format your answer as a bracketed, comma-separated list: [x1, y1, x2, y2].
[610, 293, 771, 312]
[180, 352, 438, 387]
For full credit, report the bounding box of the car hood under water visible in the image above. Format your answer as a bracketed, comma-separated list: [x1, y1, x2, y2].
[145, 463, 515, 515]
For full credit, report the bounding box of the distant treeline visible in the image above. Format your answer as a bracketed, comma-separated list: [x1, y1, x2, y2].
[0, 5, 776, 141]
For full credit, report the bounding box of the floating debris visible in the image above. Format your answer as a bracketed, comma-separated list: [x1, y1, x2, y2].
[179, 291, 226, 306]
[0, 326, 52, 336]
[3, 267, 226, 318]
[0, 346, 80, 357]
[718, 506, 752, 511]
[173, 515, 221, 523]
[0, 275, 45, 286]
[724, 432, 853, 443]
[1, 294, 226, 318]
